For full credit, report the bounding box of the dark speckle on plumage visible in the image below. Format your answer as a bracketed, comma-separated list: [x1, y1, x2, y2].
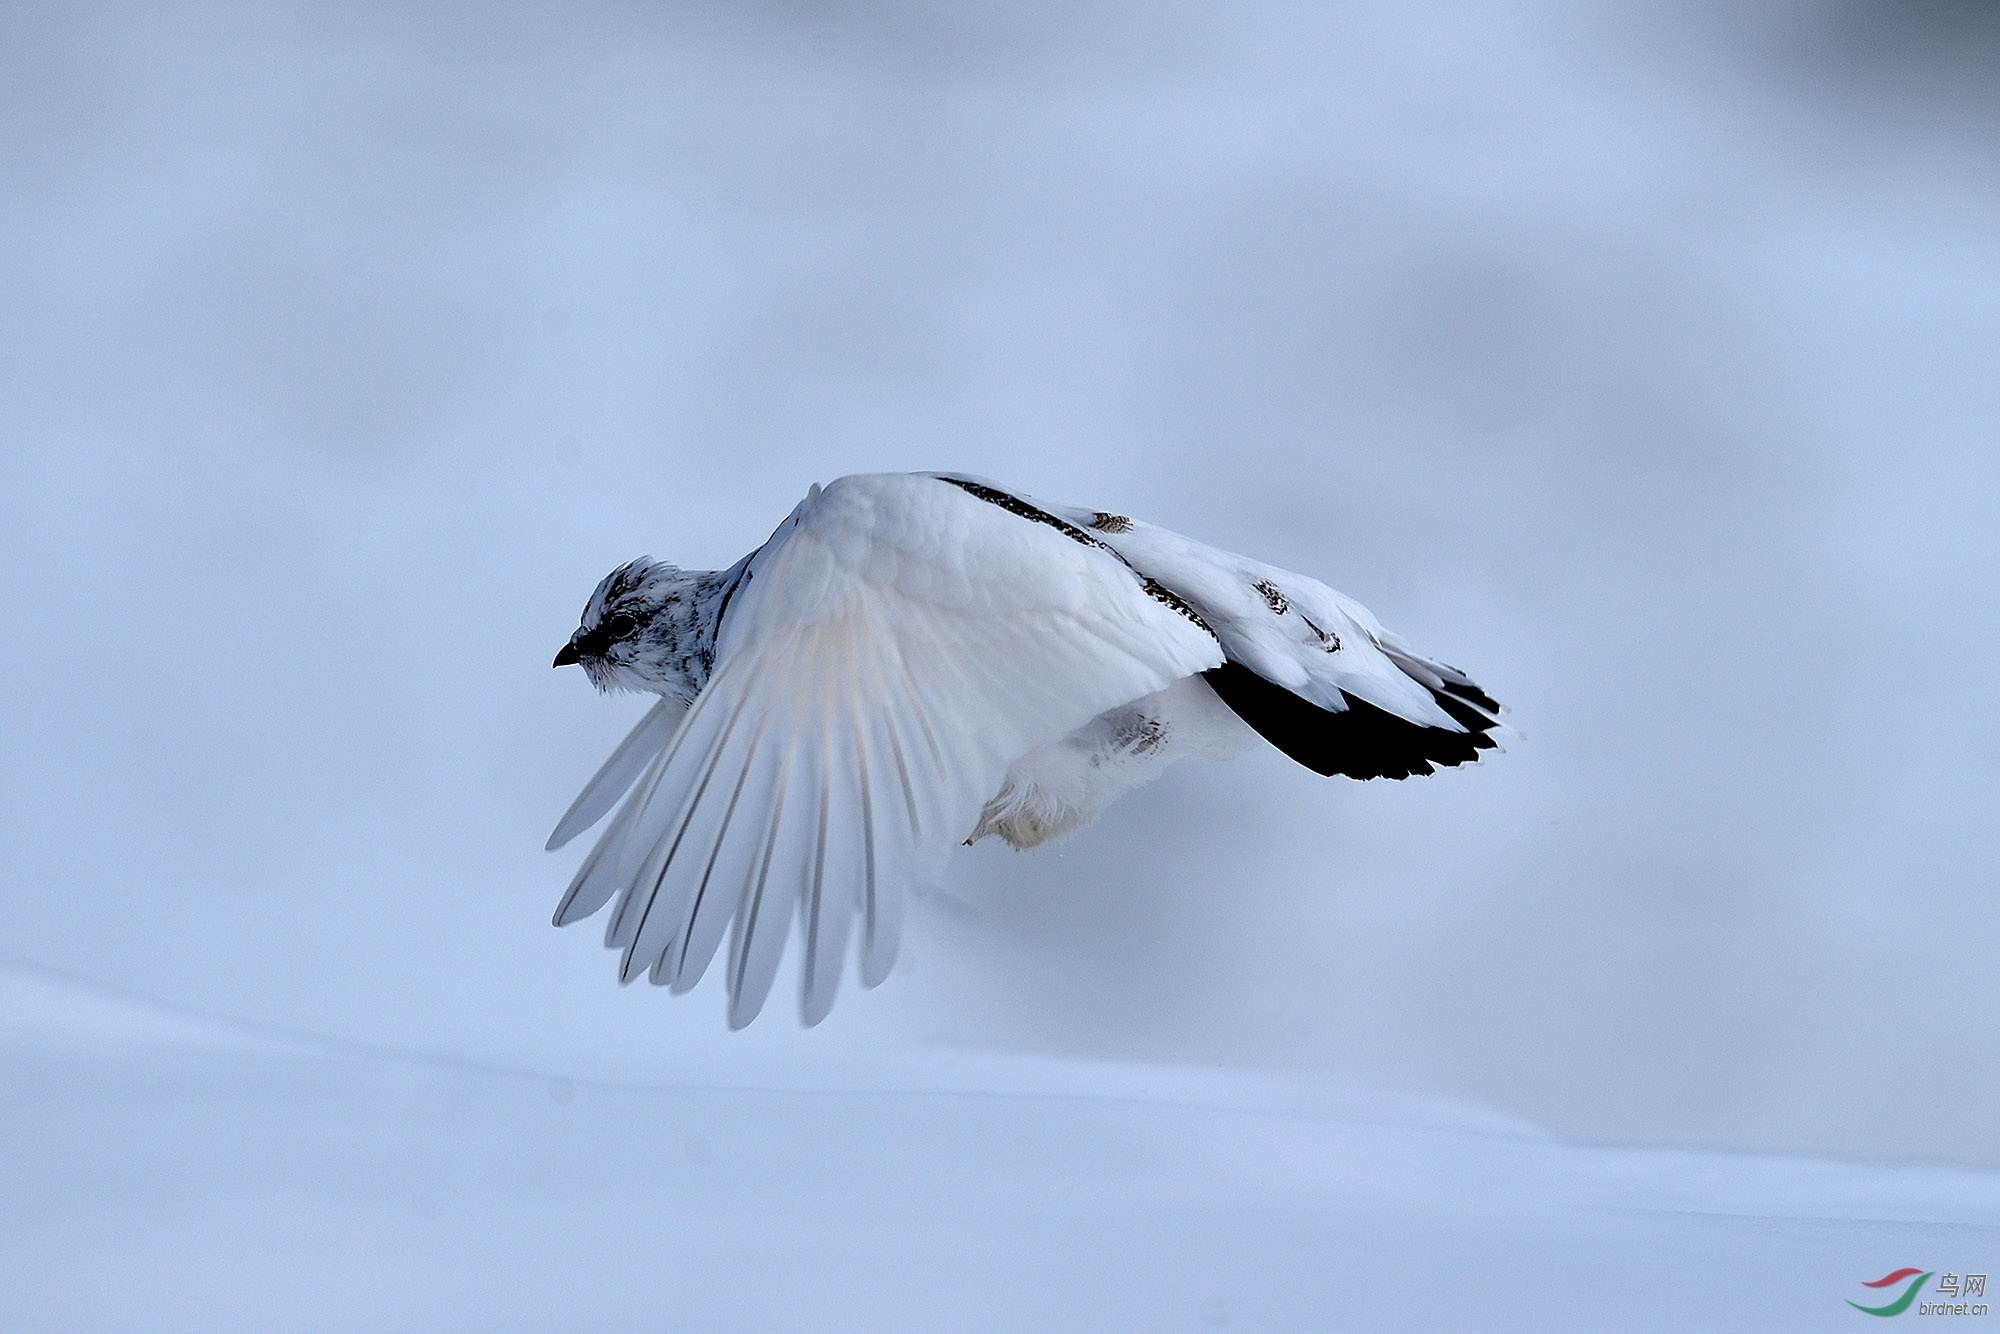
[1253, 579, 1289, 616]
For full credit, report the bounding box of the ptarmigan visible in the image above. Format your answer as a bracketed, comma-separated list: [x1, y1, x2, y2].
[549, 472, 1503, 1027]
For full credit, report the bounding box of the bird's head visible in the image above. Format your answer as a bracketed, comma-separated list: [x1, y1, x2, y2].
[554, 557, 704, 698]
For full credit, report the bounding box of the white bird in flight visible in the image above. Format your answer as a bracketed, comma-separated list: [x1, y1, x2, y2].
[549, 472, 1504, 1028]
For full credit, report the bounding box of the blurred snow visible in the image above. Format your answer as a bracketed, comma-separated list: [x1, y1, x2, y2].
[4, 962, 1995, 1331]
[2, 4, 1999, 1310]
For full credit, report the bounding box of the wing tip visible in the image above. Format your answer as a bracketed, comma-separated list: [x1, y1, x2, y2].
[616, 942, 648, 986]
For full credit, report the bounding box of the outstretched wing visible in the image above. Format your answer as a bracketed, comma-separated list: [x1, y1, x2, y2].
[549, 473, 1222, 1027]
[1033, 497, 1506, 780]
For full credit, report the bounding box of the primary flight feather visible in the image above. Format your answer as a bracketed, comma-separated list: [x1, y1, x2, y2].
[549, 472, 1504, 1027]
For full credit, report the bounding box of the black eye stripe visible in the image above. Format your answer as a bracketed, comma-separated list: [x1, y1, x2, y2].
[570, 613, 636, 659]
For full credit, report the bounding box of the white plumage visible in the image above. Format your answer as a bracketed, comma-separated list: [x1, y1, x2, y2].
[549, 473, 1503, 1027]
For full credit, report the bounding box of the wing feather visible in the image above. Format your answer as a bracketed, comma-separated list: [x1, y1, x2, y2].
[672, 716, 788, 996]
[724, 742, 822, 1028]
[545, 697, 683, 851]
[604, 671, 765, 961]
[552, 743, 666, 927]
[798, 719, 867, 1025]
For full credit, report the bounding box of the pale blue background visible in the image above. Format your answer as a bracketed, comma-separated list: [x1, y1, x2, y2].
[2, 4, 1997, 1326]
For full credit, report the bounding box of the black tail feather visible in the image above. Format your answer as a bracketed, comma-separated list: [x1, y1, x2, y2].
[1201, 661, 1499, 781]
[1437, 678, 1503, 716]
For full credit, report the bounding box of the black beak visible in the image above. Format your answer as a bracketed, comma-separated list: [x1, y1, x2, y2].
[553, 640, 581, 668]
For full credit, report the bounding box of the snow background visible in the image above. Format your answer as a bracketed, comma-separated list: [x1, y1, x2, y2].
[2, 2, 1997, 1327]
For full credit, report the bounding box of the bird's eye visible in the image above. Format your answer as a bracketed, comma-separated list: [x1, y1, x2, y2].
[605, 614, 638, 639]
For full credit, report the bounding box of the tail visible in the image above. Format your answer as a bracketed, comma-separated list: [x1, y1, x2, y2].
[1201, 644, 1504, 781]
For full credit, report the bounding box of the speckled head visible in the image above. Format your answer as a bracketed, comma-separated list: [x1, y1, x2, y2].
[553, 557, 719, 701]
